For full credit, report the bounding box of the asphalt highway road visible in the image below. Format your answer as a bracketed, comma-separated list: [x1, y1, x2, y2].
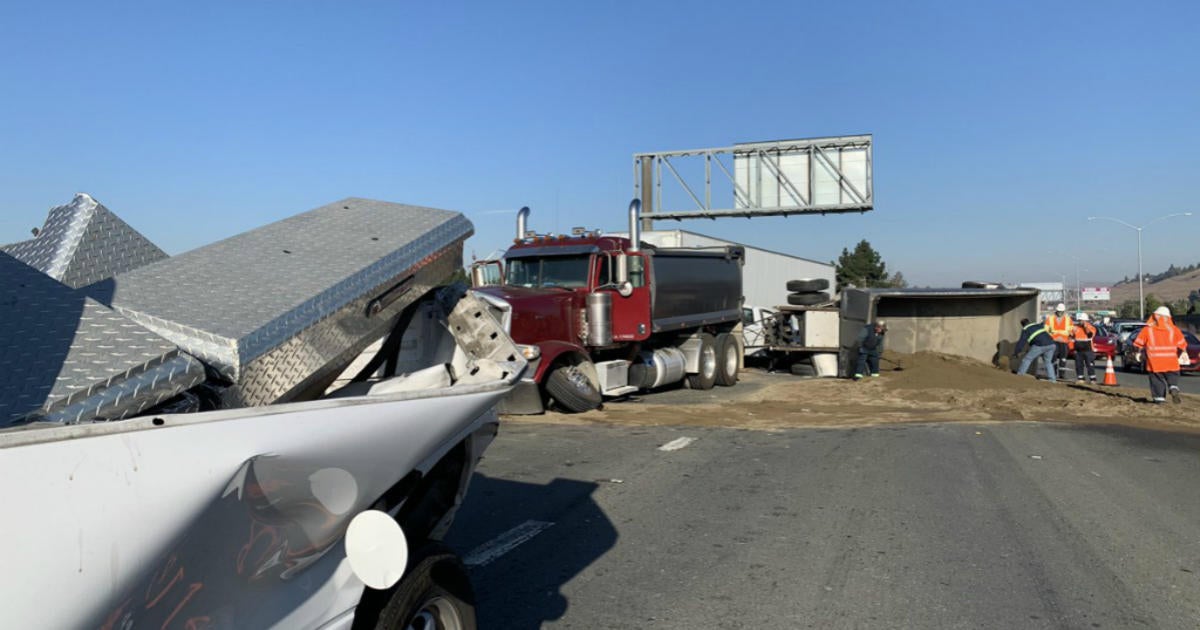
[446, 421, 1200, 629]
[1056, 358, 1200, 395]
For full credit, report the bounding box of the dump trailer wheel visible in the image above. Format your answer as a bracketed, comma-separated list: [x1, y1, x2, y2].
[545, 363, 602, 413]
[687, 333, 718, 390]
[370, 543, 477, 630]
[715, 333, 740, 386]
[786, 278, 830, 292]
[786, 291, 830, 306]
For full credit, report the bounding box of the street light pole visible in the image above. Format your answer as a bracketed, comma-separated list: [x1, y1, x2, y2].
[1088, 212, 1193, 319]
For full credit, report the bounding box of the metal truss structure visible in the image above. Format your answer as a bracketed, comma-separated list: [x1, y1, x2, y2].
[633, 135, 873, 224]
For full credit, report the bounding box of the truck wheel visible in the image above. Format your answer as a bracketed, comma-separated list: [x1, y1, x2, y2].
[687, 333, 718, 390]
[370, 543, 477, 630]
[715, 333, 739, 386]
[786, 278, 830, 292]
[546, 364, 602, 413]
[786, 292, 830, 306]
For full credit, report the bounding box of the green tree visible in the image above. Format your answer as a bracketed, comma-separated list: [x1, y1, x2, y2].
[835, 240, 899, 290]
[888, 271, 908, 288]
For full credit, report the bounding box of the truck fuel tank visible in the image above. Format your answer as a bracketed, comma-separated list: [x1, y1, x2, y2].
[586, 291, 613, 346]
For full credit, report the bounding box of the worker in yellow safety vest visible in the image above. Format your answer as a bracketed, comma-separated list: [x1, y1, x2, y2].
[1045, 303, 1074, 375]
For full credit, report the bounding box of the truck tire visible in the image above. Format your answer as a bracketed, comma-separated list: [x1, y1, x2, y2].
[786, 278, 830, 292]
[687, 333, 718, 390]
[546, 363, 602, 413]
[369, 543, 477, 630]
[790, 362, 816, 376]
[787, 291, 830, 306]
[715, 333, 739, 386]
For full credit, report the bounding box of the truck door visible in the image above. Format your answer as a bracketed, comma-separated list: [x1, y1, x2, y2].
[608, 252, 651, 342]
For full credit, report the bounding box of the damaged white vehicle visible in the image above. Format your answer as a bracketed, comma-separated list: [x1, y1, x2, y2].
[0, 195, 524, 629]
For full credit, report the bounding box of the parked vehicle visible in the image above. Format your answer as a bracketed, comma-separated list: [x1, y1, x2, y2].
[1114, 320, 1147, 353]
[1, 195, 526, 629]
[470, 200, 745, 413]
[1120, 330, 1200, 373]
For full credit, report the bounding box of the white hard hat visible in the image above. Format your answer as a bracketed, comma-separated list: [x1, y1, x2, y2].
[1154, 305, 1171, 317]
[1055, 303, 1066, 312]
[1077, 312, 1089, 321]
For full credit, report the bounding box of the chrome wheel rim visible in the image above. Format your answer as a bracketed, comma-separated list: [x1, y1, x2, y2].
[701, 345, 716, 378]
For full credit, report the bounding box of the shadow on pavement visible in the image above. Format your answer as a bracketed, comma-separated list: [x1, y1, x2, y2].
[447, 474, 618, 630]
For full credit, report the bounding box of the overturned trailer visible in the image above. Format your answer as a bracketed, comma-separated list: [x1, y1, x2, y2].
[0, 195, 524, 629]
[839, 287, 1040, 375]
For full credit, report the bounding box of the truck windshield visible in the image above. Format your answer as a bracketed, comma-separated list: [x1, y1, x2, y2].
[505, 255, 590, 289]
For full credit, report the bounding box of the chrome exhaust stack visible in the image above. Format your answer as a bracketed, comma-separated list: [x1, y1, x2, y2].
[516, 206, 530, 241]
[628, 199, 641, 252]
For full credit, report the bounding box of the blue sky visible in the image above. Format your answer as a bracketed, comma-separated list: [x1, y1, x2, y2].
[1, 1, 1197, 287]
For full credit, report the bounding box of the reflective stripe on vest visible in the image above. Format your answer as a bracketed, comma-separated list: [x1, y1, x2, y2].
[1144, 325, 1183, 362]
[1027, 326, 1048, 344]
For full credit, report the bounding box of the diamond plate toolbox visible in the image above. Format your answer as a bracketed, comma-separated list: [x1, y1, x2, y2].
[2, 193, 167, 289]
[103, 198, 473, 407]
[0, 253, 205, 427]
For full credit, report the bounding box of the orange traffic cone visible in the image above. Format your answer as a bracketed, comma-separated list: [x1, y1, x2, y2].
[1102, 355, 1118, 386]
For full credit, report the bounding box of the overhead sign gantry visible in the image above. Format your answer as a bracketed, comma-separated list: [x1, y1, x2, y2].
[634, 134, 873, 226]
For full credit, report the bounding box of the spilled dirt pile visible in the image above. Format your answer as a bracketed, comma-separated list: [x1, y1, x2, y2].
[513, 351, 1200, 434]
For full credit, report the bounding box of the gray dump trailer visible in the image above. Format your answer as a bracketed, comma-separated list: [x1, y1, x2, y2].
[839, 287, 1040, 375]
[0, 194, 524, 629]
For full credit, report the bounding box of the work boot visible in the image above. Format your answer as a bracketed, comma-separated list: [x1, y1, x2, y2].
[1171, 387, 1182, 404]
[870, 373, 881, 378]
[853, 374, 864, 381]
[1076, 377, 1084, 382]
[1152, 397, 1166, 404]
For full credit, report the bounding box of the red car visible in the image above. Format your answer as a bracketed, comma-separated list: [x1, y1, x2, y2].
[1120, 330, 1200, 373]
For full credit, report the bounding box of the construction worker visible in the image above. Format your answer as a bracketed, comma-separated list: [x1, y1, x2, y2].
[1014, 317, 1057, 382]
[1045, 303, 1074, 375]
[1071, 312, 1098, 383]
[1131, 306, 1189, 403]
[854, 320, 887, 380]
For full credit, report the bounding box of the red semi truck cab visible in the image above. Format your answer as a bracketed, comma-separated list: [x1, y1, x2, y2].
[470, 201, 745, 414]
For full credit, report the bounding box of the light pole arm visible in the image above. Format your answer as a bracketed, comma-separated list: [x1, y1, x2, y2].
[1087, 216, 1139, 231]
[1140, 212, 1193, 229]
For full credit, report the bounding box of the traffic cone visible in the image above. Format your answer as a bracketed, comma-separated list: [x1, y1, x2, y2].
[1102, 355, 1118, 386]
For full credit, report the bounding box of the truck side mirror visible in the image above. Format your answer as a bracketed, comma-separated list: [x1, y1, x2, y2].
[469, 260, 503, 287]
[615, 252, 628, 284]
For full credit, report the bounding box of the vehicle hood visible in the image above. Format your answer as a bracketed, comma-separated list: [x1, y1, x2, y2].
[472, 285, 580, 345]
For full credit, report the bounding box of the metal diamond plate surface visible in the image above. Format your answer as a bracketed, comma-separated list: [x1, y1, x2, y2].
[0, 253, 204, 426]
[102, 198, 473, 407]
[1, 193, 167, 289]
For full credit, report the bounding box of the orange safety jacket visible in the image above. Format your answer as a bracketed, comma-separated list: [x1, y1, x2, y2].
[1072, 322, 1097, 348]
[1045, 314, 1074, 343]
[1132, 315, 1188, 373]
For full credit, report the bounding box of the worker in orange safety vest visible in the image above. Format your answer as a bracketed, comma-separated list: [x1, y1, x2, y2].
[1071, 312, 1098, 383]
[1131, 305, 1189, 403]
[1044, 303, 1074, 375]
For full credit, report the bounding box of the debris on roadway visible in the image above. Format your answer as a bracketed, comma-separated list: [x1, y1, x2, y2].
[511, 351, 1200, 435]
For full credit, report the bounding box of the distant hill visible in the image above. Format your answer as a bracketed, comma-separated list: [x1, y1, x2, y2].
[1106, 267, 1200, 305]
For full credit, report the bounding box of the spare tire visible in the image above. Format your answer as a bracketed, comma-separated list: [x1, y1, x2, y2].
[786, 278, 830, 292]
[787, 292, 830, 306]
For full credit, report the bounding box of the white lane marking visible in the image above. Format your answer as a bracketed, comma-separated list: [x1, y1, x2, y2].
[659, 436, 697, 452]
[464, 520, 554, 567]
